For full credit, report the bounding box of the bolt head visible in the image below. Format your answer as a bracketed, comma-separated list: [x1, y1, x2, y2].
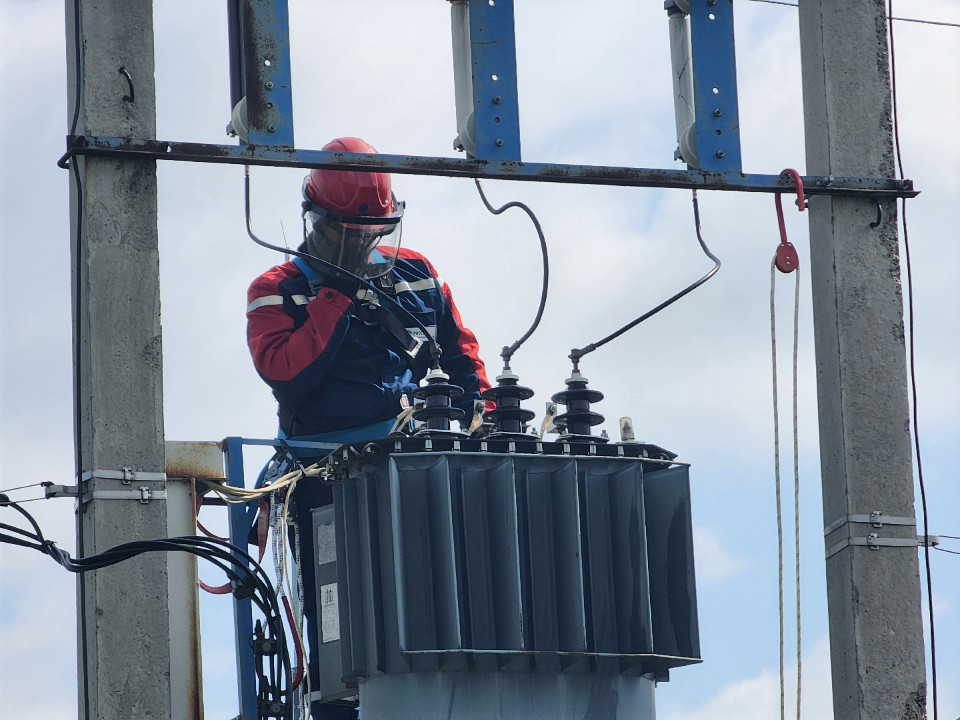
[265, 81, 274, 90]
[713, 108, 723, 117]
[496, 138, 504, 147]
[715, 150, 725, 158]
[267, 124, 276, 133]
[493, 96, 502, 104]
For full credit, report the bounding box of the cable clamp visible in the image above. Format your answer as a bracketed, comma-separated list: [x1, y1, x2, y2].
[80, 468, 167, 484]
[825, 534, 935, 560]
[44, 484, 80, 499]
[823, 511, 915, 536]
[44, 484, 167, 504]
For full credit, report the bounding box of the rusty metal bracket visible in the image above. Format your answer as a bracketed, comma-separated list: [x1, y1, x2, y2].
[56, 134, 919, 198]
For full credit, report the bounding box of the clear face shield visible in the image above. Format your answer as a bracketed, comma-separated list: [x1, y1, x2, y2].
[302, 197, 404, 279]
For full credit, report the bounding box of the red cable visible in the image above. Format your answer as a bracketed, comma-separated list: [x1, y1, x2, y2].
[281, 595, 306, 690]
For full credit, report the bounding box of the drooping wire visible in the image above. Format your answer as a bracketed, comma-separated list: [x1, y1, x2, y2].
[569, 190, 721, 363]
[888, 3, 938, 718]
[67, 2, 92, 716]
[243, 166, 443, 367]
[745, 0, 960, 28]
[473, 179, 549, 366]
[0, 482, 47, 494]
[0, 497, 294, 719]
[770, 257, 802, 720]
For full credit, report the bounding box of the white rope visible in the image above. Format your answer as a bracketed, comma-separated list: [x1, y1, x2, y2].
[791, 260, 802, 720]
[770, 257, 802, 720]
[291, 518, 311, 718]
[264, 468, 312, 717]
[770, 257, 786, 720]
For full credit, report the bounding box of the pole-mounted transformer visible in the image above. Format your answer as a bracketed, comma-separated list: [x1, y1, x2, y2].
[309, 430, 701, 719]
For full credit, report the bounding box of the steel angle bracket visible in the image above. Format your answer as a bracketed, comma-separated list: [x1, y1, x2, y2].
[689, 0, 742, 171]
[227, 0, 295, 146]
[469, 0, 521, 160]
[825, 535, 929, 560]
[58, 135, 919, 198]
[823, 511, 915, 536]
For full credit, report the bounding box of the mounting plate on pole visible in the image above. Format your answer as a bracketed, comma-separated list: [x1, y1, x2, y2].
[469, 0, 522, 161]
[689, 0, 742, 172]
[237, 0, 295, 146]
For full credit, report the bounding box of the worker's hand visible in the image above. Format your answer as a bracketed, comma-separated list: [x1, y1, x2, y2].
[319, 271, 362, 300]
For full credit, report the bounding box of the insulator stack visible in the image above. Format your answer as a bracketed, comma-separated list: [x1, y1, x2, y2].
[483, 370, 536, 440]
[551, 370, 607, 443]
[413, 368, 465, 436]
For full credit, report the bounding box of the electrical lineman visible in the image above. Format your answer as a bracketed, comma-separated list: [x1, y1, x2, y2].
[245, 136, 492, 719]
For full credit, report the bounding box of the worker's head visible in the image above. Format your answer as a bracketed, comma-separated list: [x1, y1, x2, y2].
[301, 137, 404, 278]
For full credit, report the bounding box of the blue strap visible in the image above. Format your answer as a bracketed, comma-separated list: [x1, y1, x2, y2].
[292, 256, 326, 293]
[277, 417, 396, 445]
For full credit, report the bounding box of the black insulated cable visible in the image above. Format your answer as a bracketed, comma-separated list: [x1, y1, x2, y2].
[888, 2, 938, 717]
[473, 179, 550, 367]
[67, 1, 91, 715]
[0, 497, 294, 719]
[569, 189, 721, 364]
[243, 166, 443, 367]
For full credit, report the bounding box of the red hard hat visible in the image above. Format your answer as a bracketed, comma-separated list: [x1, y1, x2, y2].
[304, 137, 394, 216]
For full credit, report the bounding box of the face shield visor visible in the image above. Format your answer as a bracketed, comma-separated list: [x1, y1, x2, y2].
[302, 197, 404, 279]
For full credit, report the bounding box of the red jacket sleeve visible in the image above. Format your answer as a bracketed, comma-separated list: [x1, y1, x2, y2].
[246, 266, 353, 383]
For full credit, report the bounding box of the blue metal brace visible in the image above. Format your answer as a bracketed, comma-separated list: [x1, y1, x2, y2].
[469, 0, 522, 161]
[222, 437, 259, 720]
[235, 0, 295, 146]
[690, 0, 742, 172]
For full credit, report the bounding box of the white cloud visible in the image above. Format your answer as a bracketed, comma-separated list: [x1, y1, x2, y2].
[661, 637, 834, 720]
[693, 525, 748, 583]
[1, 0, 958, 718]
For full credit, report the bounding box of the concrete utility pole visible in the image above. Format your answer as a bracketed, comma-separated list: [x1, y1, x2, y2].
[798, 2, 927, 718]
[66, 2, 179, 718]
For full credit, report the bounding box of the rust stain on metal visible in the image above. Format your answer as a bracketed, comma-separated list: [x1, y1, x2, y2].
[166, 441, 224, 479]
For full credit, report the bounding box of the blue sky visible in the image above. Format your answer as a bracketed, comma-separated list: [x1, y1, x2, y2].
[1, 1, 958, 718]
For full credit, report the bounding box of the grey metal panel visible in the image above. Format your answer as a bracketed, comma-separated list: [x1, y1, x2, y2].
[334, 449, 701, 683]
[358, 669, 657, 720]
[374, 469, 404, 675]
[485, 459, 524, 652]
[516, 457, 589, 672]
[581, 466, 620, 674]
[357, 475, 386, 674]
[390, 456, 463, 658]
[642, 465, 700, 661]
[457, 457, 524, 668]
[520, 467, 560, 667]
[312, 504, 353, 701]
[543, 459, 589, 673]
[334, 479, 365, 680]
[609, 464, 654, 673]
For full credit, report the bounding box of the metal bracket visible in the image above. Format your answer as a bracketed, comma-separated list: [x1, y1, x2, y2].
[825, 534, 935, 560]
[823, 511, 915, 536]
[57, 136, 919, 199]
[44, 484, 80, 499]
[89, 487, 167, 504]
[44, 484, 167, 504]
[44, 469, 167, 504]
[80, 468, 167, 484]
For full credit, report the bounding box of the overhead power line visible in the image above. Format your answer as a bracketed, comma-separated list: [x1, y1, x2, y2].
[746, 0, 960, 29]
